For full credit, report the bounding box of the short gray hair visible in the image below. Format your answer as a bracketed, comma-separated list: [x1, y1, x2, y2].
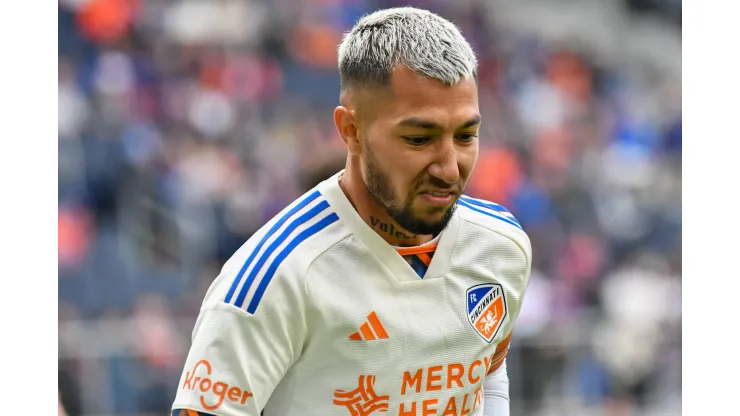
[338, 7, 478, 91]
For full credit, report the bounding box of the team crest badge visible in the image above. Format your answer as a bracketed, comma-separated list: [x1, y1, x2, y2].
[466, 283, 507, 343]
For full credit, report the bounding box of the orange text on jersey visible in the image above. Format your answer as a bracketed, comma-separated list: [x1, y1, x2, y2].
[398, 388, 483, 416]
[181, 360, 253, 411]
[395, 355, 492, 415]
[400, 355, 494, 395]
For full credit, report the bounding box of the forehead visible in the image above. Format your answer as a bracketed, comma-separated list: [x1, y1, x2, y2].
[375, 66, 479, 126]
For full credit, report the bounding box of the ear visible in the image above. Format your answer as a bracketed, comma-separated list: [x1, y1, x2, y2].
[333, 106, 362, 156]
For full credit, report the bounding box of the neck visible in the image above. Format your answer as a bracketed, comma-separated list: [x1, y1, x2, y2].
[338, 165, 433, 247]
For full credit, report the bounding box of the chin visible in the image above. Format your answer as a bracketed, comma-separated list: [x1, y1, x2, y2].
[418, 204, 452, 216]
[413, 210, 450, 226]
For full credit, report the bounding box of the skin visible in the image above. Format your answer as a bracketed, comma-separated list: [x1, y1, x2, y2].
[334, 66, 481, 247]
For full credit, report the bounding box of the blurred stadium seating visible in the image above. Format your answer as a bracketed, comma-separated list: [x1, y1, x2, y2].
[58, 0, 681, 415]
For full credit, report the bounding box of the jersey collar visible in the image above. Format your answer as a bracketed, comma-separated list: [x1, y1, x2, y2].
[319, 170, 460, 283]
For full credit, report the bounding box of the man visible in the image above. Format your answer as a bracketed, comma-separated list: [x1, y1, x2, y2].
[171, 7, 531, 416]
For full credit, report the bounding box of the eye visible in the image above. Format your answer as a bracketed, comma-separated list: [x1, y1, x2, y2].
[403, 136, 432, 146]
[456, 133, 478, 143]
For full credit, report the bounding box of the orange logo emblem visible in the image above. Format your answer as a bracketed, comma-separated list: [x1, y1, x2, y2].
[333, 375, 390, 415]
[467, 283, 507, 343]
[349, 311, 389, 341]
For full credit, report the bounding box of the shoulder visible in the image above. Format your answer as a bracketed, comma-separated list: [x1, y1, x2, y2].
[455, 196, 533, 326]
[204, 187, 348, 314]
[457, 195, 522, 230]
[456, 195, 531, 262]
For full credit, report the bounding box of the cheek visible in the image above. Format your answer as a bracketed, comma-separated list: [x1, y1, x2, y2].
[383, 163, 419, 200]
[368, 143, 416, 184]
[459, 146, 479, 178]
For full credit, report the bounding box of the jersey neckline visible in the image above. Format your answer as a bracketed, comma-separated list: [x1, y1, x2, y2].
[318, 170, 460, 283]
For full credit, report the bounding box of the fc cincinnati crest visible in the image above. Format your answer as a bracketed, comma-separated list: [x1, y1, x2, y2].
[466, 283, 507, 343]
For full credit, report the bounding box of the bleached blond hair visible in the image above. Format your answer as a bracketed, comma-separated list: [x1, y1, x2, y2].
[338, 7, 478, 91]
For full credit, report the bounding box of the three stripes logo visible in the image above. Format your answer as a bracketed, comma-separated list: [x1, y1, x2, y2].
[349, 311, 389, 341]
[457, 196, 522, 230]
[223, 190, 339, 314]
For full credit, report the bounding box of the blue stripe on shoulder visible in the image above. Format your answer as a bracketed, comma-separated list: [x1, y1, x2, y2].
[460, 196, 506, 211]
[225, 190, 321, 304]
[458, 199, 523, 230]
[234, 200, 331, 309]
[459, 196, 519, 222]
[247, 212, 340, 314]
[460, 196, 520, 224]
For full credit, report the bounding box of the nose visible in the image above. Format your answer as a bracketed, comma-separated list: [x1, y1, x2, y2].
[427, 138, 460, 186]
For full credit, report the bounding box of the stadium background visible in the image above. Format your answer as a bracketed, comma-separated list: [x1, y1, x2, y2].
[57, 0, 682, 415]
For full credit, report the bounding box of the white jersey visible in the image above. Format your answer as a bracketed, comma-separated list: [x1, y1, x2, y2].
[172, 171, 532, 416]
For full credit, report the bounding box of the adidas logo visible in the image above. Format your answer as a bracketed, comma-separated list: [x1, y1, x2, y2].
[349, 311, 389, 341]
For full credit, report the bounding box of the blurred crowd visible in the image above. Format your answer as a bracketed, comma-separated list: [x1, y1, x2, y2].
[58, 0, 681, 415]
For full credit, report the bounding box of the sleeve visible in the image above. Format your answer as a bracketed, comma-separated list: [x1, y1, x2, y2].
[482, 331, 511, 415]
[483, 360, 510, 416]
[171, 264, 308, 416]
[487, 332, 511, 376]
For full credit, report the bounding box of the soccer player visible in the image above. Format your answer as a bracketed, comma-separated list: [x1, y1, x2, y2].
[171, 7, 532, 416]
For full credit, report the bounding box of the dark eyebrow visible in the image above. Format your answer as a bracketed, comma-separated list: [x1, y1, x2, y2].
[397, 115, 482, 131]
[459, 115, 482, 129]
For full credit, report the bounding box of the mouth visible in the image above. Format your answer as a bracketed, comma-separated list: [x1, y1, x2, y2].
[419, 190, 457, 206]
